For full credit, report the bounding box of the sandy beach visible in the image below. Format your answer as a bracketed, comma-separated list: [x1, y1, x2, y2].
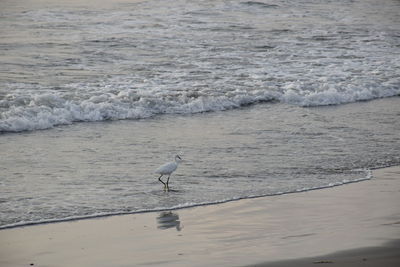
[0, 166, 399, 267]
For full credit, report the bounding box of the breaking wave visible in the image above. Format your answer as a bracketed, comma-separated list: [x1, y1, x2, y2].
[1, 83, 399, 132]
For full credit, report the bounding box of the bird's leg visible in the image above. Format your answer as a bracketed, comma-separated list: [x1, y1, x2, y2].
[158, 175, 166, 190]
[166, 175, 171, 191]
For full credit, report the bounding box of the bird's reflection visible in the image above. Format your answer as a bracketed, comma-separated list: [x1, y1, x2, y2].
[157, 211, 182, 231]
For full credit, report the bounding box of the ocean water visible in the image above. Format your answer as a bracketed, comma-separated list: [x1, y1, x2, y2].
[0, 0, 400, 229]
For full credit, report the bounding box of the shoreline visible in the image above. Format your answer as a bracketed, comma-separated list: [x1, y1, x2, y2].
[0, 170, 372, 231]
[0, 166, 399, 266]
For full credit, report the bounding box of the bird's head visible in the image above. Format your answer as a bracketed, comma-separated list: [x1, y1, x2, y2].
[175, 155, 183, 163]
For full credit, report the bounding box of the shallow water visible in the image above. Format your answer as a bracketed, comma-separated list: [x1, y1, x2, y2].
[0, 0, 400, 228]
[1, 98, 399, 228]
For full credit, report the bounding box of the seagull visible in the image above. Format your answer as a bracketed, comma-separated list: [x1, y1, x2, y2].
[155, 155, 182, 191]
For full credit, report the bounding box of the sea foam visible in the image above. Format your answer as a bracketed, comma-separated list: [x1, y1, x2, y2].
[1, 84, 399, 132]
[1, 0, 399, 133]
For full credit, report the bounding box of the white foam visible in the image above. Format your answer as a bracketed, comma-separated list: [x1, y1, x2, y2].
[1, 0, 399, 133]
[280, 83, 400, 107]
[1, 83, 399, 132]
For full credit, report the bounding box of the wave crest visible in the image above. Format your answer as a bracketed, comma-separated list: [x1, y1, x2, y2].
[1, 83, 399, 132]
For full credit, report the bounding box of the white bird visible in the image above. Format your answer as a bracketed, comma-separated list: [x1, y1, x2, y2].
[155, 155, 182, 191]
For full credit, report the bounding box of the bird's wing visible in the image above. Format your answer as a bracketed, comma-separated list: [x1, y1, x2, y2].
[155, 162, 176, 174]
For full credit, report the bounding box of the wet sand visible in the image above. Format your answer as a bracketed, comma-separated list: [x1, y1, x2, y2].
[0, 166, 399, 267]
[250, 240, 400, 267]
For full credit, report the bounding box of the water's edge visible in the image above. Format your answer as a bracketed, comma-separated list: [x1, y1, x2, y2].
[0, 168, 377, 231]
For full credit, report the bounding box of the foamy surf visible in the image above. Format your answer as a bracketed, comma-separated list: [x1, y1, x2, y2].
[1, 0, 399, 133]
[1, 84, 399, 132]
